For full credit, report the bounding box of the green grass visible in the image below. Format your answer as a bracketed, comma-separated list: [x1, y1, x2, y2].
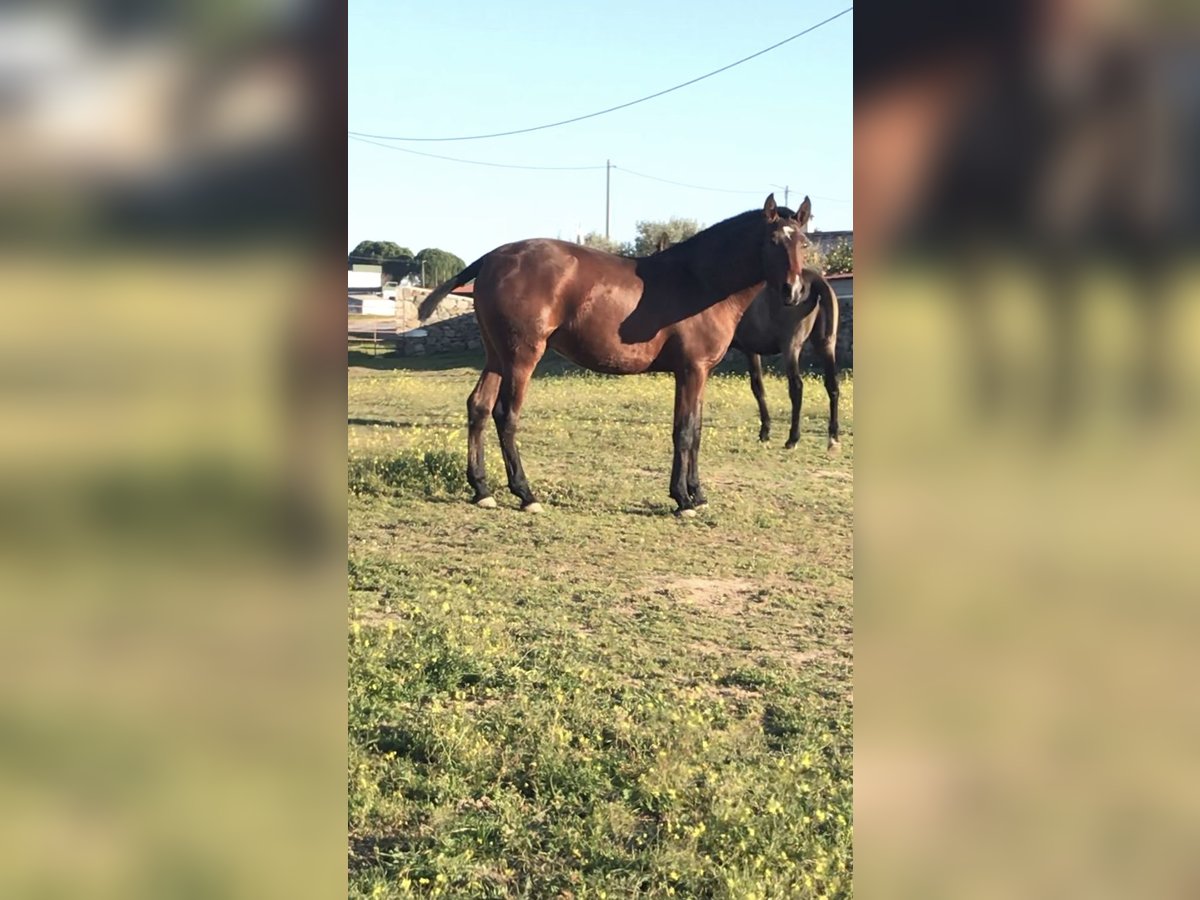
[348, 350, 853, 899]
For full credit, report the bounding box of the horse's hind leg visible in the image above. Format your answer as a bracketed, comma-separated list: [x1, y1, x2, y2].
[747, 352, 771, 442]
[819, 338, 841, 451]
[466, 366, 501, 506]
[493, 346, 545, 512]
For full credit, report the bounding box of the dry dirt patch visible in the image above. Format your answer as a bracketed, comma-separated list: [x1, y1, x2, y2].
[650, 576, 763, 615]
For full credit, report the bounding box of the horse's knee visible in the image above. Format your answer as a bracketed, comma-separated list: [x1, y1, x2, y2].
[468, 396, 491, 427]
[495, 409, 520, 441]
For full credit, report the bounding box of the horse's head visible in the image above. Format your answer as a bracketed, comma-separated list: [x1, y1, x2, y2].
[761, 193, 813, 305]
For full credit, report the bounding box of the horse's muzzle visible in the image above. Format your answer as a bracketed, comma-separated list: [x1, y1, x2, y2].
[782, 281, 806, 306]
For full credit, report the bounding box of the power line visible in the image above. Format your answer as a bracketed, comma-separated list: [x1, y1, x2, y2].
[348, 135, 606, 170]
[770, 183, 852, 205]
[616, 169, 851, 206]
[350, 136, 851, 204]
[615, 166, 767, 195]
[348, 7, 853, 142]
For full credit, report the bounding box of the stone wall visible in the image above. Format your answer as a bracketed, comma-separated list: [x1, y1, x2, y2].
[391, 290, 481, 357]
[392, 289, 474, 332]
[388, 286, 854, 369]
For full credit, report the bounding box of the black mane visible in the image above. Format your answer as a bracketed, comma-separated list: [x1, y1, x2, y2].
[653, 206, 797, 258]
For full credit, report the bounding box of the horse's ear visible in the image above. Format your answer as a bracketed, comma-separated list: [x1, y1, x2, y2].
[795, 196, 812, 229]
[763, 193, 779, 222]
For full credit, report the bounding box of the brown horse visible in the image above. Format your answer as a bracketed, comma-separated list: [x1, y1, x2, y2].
[731, 269, 841, 450]
[417, 194, 813, 516]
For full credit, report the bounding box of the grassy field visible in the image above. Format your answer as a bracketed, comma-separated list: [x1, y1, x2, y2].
[348, 349, 853, 899]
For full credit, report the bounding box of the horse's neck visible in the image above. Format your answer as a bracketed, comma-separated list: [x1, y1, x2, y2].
[723, 283, 769, 319]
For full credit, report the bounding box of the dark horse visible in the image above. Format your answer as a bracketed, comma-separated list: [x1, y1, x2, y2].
[417, 194, 813, 516]
[731, 268, 841, 449]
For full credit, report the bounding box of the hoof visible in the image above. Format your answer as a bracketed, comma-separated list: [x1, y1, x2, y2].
[828, 438, 841, 453]
[676, 508, 698, 519]
[759, 432, 771, 443]
[475, 496, 497, 509]
[522, 502, 544, 514]
[784, 439, 798, 450]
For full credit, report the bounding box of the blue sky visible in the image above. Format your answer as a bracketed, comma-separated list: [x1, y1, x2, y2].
[348, 1, 853, 264]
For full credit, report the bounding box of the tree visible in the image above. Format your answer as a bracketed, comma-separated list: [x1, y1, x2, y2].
[581, 232, 626, 255]
[626, 217, 702, 257]
[348, 240, 414, 263]
[820, 238, 854, 275]
[415, 248, 467, 288]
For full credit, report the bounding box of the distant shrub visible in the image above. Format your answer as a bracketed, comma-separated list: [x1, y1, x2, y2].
[821, 238, 853, 275]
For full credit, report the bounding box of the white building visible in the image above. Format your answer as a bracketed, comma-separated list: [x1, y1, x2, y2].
[348, 266, 382, 292]
[348, 294, 396, 315]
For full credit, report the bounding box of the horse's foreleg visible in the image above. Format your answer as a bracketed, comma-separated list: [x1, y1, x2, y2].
[820, 338, 841, 451]
[466, 367, 501, 506]
[747, 352, 771, 442]
[493, 348, 544, 511]
[686, 393, 707, 508]
[671, 369, 707, 516]
[784, 352, 805, 449]
[784, 321, 817, 450]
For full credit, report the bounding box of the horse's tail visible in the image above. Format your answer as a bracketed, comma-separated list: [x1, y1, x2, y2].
[815, 273, 839, 347]
[803, 267, 839, 347]
[417, 256, 486, 321]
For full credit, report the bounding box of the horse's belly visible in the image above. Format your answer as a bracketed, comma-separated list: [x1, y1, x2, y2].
[732, 334, 782, 357]
[543, 287, 663, 373]
[547, 328, 657, 374]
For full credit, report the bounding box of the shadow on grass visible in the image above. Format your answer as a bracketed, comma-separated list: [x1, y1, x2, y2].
[622, 499, 679, 518]
[348, 417, 424, 429]
[349, 348, 587, 377]
[351, 347, 851, 380]
[349, 349, 482, 372]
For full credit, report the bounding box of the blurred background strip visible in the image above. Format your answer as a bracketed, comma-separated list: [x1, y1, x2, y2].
[854, 1, 1200, 897]
[0, 2, 346, 897]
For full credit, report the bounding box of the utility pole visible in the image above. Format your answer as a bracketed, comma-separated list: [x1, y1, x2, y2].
[783, 185, 790, 207]
[605, 159, 612, 239]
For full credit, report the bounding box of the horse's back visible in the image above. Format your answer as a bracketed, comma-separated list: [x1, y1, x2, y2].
[473, 239, 655, 367]
[479, 240, 634, 296]
[479, 238, 578, 287]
